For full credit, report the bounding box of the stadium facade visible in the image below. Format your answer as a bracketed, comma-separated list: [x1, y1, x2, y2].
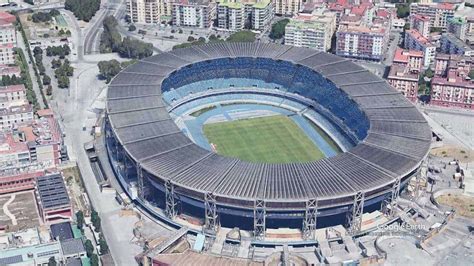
[105, 43, 431, 239]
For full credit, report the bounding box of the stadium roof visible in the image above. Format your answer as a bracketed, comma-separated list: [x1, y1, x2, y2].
[107, 43, 431, 203]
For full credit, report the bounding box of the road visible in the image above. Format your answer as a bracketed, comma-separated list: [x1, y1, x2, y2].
[83, 0, 126, 55]
[52, 59, 142, 265]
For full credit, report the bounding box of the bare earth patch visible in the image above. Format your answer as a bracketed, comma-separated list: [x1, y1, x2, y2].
[430, 145, 473, 163]
[437, 194, 474, 218]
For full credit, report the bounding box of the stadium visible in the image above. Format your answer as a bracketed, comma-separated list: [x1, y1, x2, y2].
[105, 43, 431, 239]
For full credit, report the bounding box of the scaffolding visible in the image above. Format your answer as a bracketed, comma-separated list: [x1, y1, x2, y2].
[254, 199, 266, 240]
[204, 193, 219, 234]
[165, 180, 177, 218]
[347, 191, 365, 235]
[390, 177, 401, 217]
[137, 163, 144, 199]
[302, 198, 318, 240]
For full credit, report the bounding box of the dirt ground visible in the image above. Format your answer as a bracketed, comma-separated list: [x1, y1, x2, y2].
[62, 165, 89, 214]
[430, 145, 473, 163]
[19, 13, 61, 39]
[0, 191, 40, 232]
[437, 194, 474, 218]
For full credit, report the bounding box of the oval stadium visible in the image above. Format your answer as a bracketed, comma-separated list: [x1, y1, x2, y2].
[105, 42, 431, 239]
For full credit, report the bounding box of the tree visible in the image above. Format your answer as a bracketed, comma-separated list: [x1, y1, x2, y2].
[99, 233, 109, 254]
[404, 23, 410, 31]
[42, 75, 51, 85]
[46, 45, 70, 58]
[396, 4, 410, 19]
[90, 254, 99, 266]
[118, 37, 153, 59]
[91, 209, 101, 232]
[178, 28, 183, 34]
[84, 239, 94, 257]
[418, 68, 434, 95]
[65, 0, 100, 22]
[38, 64, 46, 75]
[425, 68, 434, 78]
[48, 257, 57, 266]
[51, 59, 61, 69]
[100, 16, 153, 58]
[128, 24, 136, 31]
[469, 69, 474, 80]
[187, 36, 195, 42]
[57, 75, 69, 88]
[100, 16, 122, 53]
[33, 46, 43, 56]
[31, 10, 59, 23]
[269, 19, 289, 40]
[46, 85, 53, 96]
[98, 60, 122, 83]
[76, 211, 84, 230]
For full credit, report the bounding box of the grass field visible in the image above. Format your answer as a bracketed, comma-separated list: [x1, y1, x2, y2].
[203, 115, 324, 163]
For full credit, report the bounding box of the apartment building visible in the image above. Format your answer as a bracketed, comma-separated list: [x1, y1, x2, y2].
[410, 3, 455, 29]
[447, 17, 468, 41]
[431, 69, 474, 109]
[0, 109, 65, 174]
[284, 11, 336, 52]
[217, 0, 273, 32]
[217, 1, 245, 31]
[404, 29, 436, 67]
[127, 0, 160, 24]
[273, 0, 301, 16]
[410, 14, 430, 38]
[393, 48, 424, 71]
[0, 85, 33, 130]
[440, 33, 474, 56]
[336, 24, 388, 61]
[434, 53, 472, 76]
[252, 0, 273, 31]
[0, 11, 17, 65]
[387, 64, 419, 102]
[172, 0, 216, 28]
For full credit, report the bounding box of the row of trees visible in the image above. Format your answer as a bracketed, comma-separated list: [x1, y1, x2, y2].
[13, 47, 39, 109]
[0, 75, 23, 86]
[76, 210, 108, 266]
[65, 0, 100, 22]
[33, 46, 46, 75]
[100, 16, 153, 59]
[32, 46, 53, 95]
[31, 9, 60, 23]
[14, 14, 46, 109]
[46, 44, 71, 58]
[53, 59, 74, 88]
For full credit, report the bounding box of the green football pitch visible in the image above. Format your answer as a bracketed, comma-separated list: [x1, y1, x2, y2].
[203, 115, 324, 163]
